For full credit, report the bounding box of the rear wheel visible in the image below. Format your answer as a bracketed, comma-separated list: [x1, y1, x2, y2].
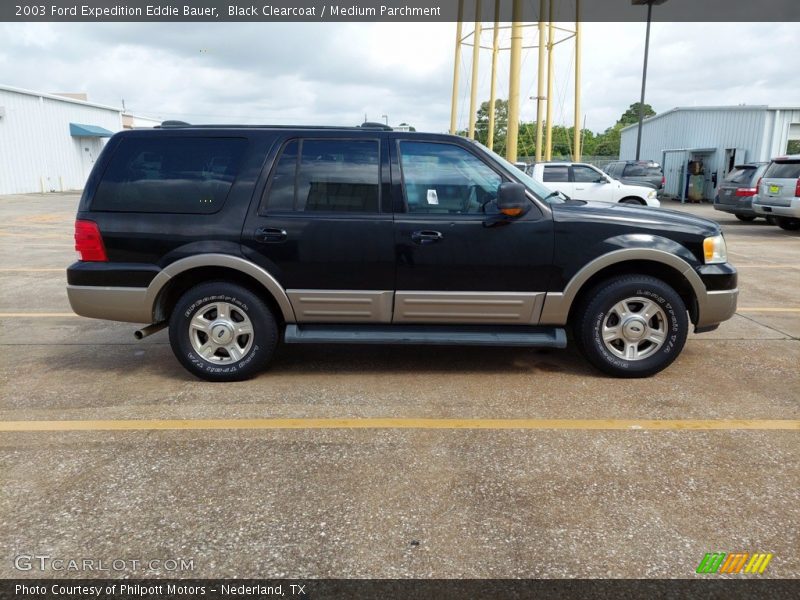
[735, 214, 756, 222]
[777, 218, 800, 231]
[573, 275, 688, 378]
[169, 281, 278, 381]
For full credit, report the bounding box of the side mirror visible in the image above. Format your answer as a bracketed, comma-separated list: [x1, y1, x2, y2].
[595, 177, 609, 184]
[496, 182, 528, 217]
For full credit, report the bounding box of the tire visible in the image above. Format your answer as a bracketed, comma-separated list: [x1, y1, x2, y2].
[619, 197, 645, 206]
[573, 275, 688, 378]
[168, 281, 278, 381]
[766, 216, 778, 225]
[777, 218, 800, 231]
[735, 214, 756, 222]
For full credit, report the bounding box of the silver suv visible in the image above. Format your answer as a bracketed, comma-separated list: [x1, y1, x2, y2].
[752, 155, 800, 231]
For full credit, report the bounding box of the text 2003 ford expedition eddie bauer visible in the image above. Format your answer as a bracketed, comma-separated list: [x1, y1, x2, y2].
[67, 123, 738, 381]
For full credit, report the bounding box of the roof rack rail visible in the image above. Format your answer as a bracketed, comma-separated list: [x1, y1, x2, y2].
[159, 120, 191, 128]
[359, 121, 393, 131]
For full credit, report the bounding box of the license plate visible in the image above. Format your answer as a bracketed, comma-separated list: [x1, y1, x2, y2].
[769, 184, 781, 194]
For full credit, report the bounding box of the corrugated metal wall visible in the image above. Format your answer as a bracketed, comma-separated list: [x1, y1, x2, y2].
[619, 107, 800, 199]
[0, 89, 122, 195]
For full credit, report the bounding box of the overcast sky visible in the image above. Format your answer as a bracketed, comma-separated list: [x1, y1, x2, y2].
[1, 21, 797, 134]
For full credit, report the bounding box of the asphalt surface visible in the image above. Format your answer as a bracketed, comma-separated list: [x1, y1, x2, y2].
[0, 192, 798, 579]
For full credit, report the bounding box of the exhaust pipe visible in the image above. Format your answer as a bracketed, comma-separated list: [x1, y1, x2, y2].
[134, 321, 167, 340]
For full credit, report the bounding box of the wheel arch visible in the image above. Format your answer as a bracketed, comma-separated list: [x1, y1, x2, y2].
[146, 254, 296, 324]
[539, 249, 705, 326]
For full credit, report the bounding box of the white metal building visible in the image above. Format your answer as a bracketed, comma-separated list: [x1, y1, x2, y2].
[619, 106, 800, 201]
[0, 84, 158, 195]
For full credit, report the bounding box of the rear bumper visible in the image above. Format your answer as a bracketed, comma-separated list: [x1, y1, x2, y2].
[752, 196, 800, 218]
[714, 199, 755, 216]
[67, 285, 151, 323]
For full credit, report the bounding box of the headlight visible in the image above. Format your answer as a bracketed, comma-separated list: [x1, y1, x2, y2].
[703, 234, 727, 264]
[647, 189, 657, 199]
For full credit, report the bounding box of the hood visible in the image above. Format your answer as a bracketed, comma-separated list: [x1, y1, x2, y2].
[552, 201, 721, 237]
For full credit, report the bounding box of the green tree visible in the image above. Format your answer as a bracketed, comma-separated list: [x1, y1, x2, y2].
[618, 102, 656, 126]
[474, 99, 508, 154]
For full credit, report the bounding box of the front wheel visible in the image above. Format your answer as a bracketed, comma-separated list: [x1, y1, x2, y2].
[573, 276, 688, 378]
[169, 281, 278, 381]
[619, 197, 645, 206]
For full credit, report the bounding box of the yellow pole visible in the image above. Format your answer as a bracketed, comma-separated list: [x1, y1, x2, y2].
[449, 0, 465, 135]
[506, 0, 523, 162]
[487, 0, 500, 150]
[468, 0, 482, 140]
[535, 0, 546, 162]
[545, 0, 555, 161]
[573, 0, 582, 161]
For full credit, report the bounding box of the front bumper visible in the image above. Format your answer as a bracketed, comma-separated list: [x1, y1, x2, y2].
[696, 288, 738, 331]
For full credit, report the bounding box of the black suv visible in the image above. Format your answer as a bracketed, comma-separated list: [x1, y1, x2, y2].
[604, 160, 665, 191]
[67, 124, 738, 381]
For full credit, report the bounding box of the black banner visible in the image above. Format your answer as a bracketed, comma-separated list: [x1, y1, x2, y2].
[1, 579, 799, 600]
[2, 0, 800, 23]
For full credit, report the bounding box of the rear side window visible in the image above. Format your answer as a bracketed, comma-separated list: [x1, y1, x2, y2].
[543, 166, 569, 182]
[723, 167, 756, 184]
[623, 164, 662, 177]
[764, 160, 800, 179]
[93, 137, 247, 213]
[263, 139, 380, 213]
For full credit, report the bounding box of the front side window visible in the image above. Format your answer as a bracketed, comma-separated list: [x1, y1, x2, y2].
[543, 165, 569, 182]
[93, 137, 247, 213]
[263, 139, 380, 213]
[572, 165, 603, 183]
[399, 141, 502, 214]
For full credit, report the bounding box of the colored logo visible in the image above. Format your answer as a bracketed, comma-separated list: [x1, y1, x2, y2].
[696, 552, 773, 574]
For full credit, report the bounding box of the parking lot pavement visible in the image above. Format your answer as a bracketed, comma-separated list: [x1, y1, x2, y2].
[1, 193, 798, 578]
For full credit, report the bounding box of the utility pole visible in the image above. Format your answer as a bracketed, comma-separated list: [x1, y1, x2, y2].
[544, 0, 555, 161]
[633, 0, 667, 159]
[535, 0, 546, 162]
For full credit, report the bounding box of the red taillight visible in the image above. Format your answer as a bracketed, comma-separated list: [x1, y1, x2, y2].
[735, 188, 757, 197]
[795, 179, 800, 197]
[74, 220, 107, 262]
[661, 176, 665, 188]
[756, 177, 763, 193]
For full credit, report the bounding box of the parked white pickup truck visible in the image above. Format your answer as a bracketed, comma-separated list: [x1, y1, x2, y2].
[527, 162, 661, 207]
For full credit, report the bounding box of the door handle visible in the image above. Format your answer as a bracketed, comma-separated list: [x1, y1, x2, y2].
[255, 227, 287, 243]
[411, 230, 443, 245]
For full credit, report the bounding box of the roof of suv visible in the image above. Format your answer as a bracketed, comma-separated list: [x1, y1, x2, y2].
[155, 120, 396, 132]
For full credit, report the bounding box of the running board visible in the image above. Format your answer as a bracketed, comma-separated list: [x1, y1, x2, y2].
[284, 324, 567, 348]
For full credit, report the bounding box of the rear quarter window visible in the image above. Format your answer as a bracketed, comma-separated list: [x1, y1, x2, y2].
[723, 167, 756, 184]
[623, 164, 662, 177]
[92, 136, 247, 213]
[764, 161, 800, 179]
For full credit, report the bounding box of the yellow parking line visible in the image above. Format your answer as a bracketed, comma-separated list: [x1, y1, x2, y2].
[738, 308, 800, 313]
[735, 264, 800, 269]
[0, 268, 64, 272]
[0, 418, 797, 432]
[0, 312, 76, 317]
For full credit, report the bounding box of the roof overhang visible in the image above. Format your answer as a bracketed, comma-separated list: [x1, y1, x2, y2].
[69, 123, 114, 138]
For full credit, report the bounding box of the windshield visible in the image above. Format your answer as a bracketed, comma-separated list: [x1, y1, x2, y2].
[473, 142, 565, 203]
